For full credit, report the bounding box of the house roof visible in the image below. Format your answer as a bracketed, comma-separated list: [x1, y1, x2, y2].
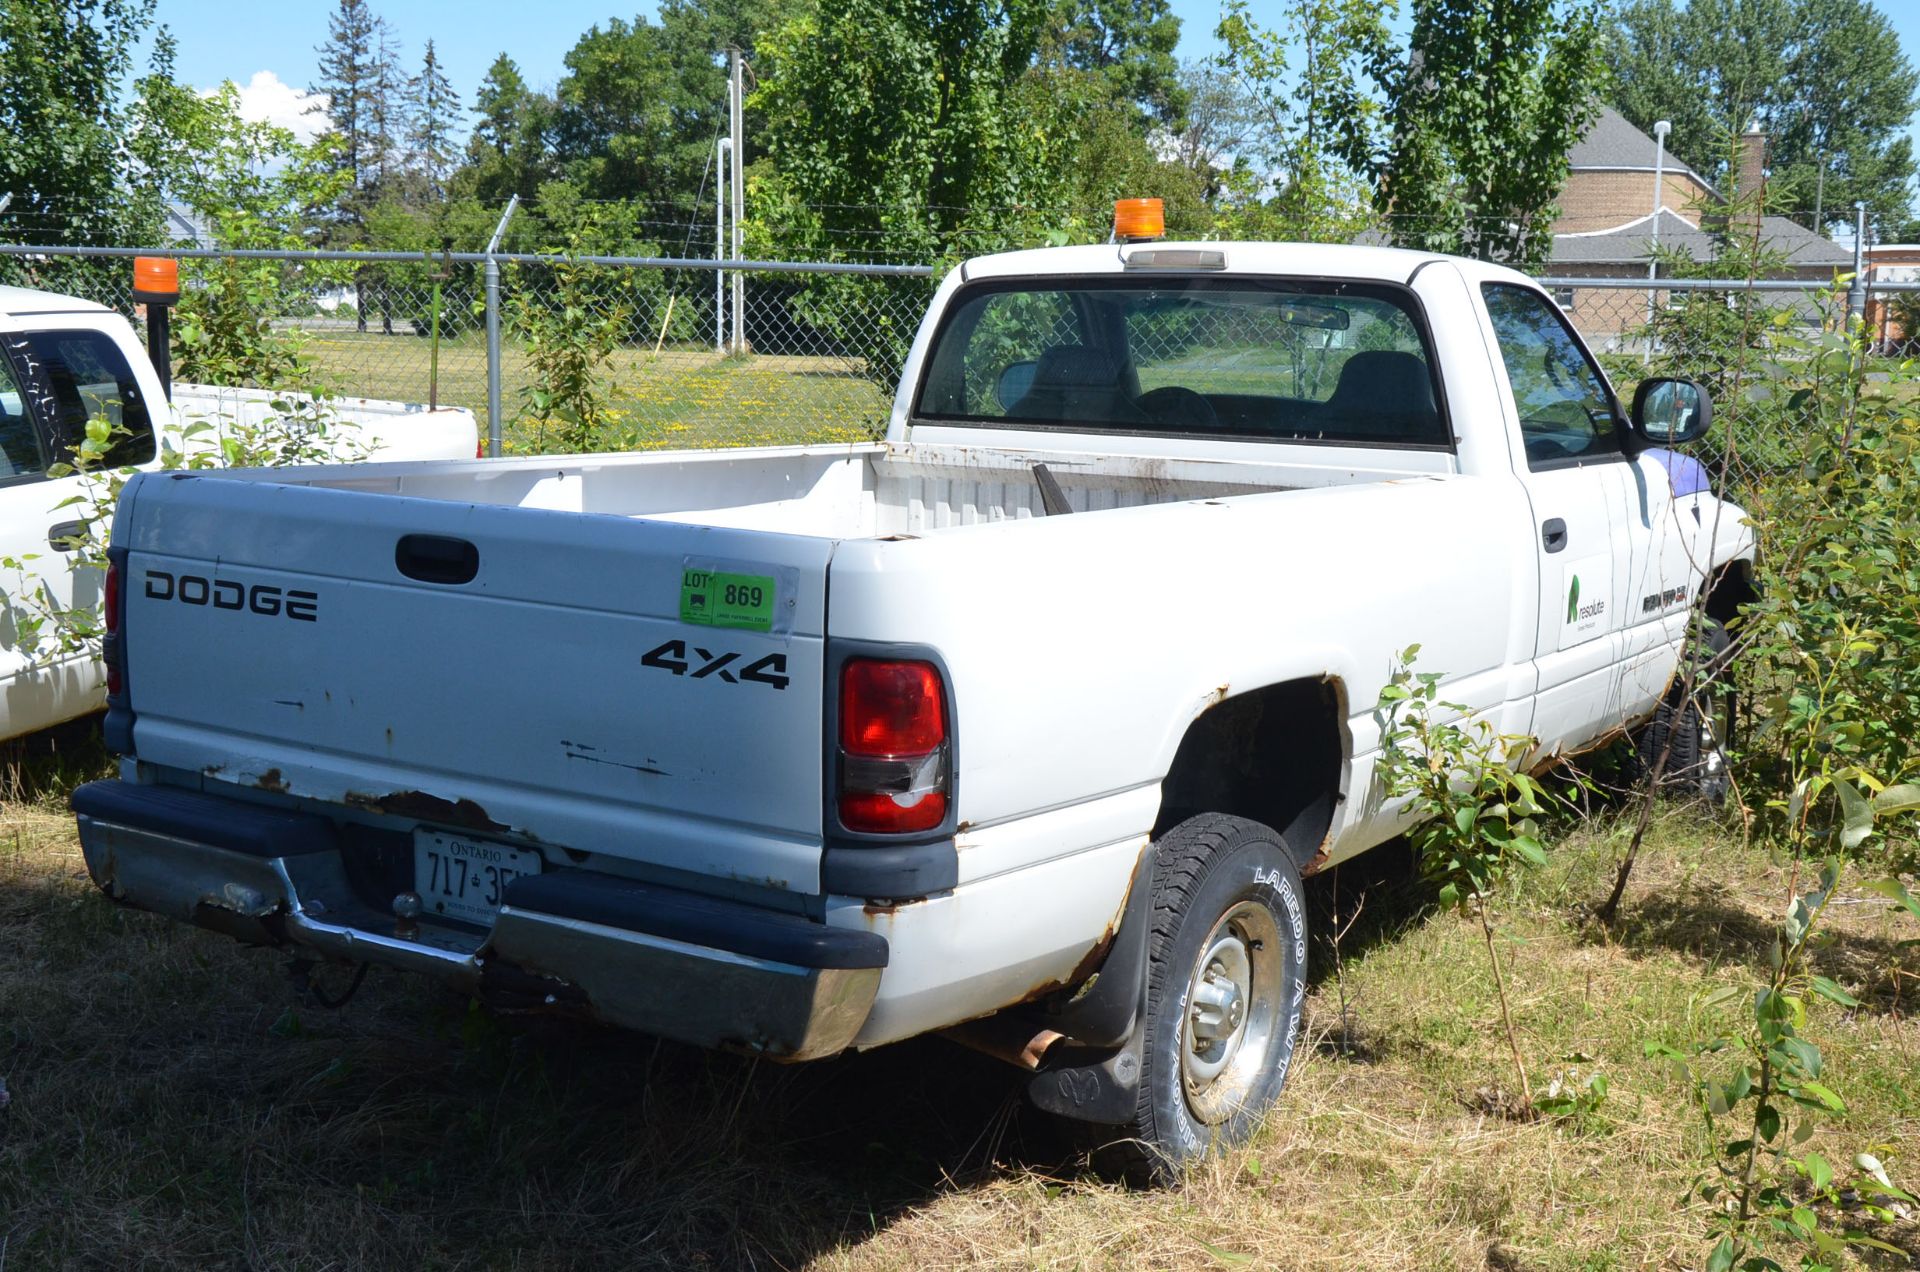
[1568, 107, 1712, 189]
[1550, 208, 1851, 268]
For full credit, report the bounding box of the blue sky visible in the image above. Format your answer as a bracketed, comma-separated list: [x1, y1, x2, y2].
[147, 0, 1920, 195]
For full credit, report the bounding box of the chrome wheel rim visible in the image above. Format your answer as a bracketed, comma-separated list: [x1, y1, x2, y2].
[1180, 899, 1283, 1124]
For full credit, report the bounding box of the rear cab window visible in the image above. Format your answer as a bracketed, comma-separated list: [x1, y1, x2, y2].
[0, 328, 158, 480]
[914, 277, 1450, 448]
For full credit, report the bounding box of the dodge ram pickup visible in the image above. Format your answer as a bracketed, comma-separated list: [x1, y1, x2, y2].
[0, 281, 478, 743]
[71, 221, 1753, 1178]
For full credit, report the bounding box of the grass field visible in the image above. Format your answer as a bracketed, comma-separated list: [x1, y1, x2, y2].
[298, 330, 890, 452]
[1, 745, 1914, 1270]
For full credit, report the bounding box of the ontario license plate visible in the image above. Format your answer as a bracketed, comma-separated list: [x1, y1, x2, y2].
[414, 830, 541, 926]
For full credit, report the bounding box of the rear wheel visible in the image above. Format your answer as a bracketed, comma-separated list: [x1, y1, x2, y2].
[1100, 813, 1306, 1183]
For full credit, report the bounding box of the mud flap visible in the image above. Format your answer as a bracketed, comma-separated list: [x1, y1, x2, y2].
[1026, 1023, 1148, 1126]
[1025, 849, 1154, 1125]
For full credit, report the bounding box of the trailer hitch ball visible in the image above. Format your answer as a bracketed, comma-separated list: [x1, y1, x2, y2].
[393, 890, 422, 938]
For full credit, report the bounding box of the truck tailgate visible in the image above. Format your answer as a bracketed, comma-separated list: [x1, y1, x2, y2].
[118, 474, 834, 892]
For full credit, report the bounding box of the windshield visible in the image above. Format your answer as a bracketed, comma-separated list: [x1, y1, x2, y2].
[914, 277, 1447, 446]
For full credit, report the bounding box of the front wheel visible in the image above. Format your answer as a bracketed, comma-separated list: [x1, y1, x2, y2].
[1105, 813, 1307, 1183]
[1638, 618, 1731, 799]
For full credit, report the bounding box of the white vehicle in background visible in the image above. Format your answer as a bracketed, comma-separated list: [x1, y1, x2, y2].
[0, 280, 478, 744]
[72, 204, 1753, 1180]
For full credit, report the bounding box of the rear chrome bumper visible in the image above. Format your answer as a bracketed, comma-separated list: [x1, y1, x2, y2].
[73, 780, 885, 1061]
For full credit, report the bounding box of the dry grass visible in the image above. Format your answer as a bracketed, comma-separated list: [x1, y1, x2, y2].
[1, 763, 1915, 1270]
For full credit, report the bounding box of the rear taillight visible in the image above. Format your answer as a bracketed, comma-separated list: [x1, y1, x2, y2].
[103, 561, 122, 694]
[838, 658, 950, 834]
[102, 549, 135, 753]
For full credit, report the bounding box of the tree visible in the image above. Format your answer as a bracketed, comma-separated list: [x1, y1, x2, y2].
[1377, 0, 1607, 266]
[461, 54, 558, 204]
[751, 0, 1071, 383]
[552, 18, 687, 201]
[1610, 0, 1919, 236]
[311, 0, 383, 191]
[407, 40, 462, 198]
[1203, 0, 1600, 262]
[1166, 59, 1262, 197]
[1040, 0, 1186, 126]
[1213, 0, 1394, 243]
[751, 0, 1060, 266]
[0, 0, 173, 246]
[364, 24, 406, 193]
[551, 1, 804, 212]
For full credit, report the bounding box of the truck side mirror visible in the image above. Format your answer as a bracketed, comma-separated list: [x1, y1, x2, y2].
[1630, 377, 1712, 445]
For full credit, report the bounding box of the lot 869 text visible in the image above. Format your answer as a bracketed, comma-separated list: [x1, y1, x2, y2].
[143, 570, 318, 622]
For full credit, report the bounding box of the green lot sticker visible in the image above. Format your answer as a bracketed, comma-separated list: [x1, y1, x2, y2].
[680, 568, 777, 631]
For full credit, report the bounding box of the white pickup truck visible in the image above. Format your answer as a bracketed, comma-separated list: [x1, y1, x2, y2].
[71, 239, 1752, 1177]
[0, 283, 477, 743]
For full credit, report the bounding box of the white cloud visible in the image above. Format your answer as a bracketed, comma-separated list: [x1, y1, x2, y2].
[203, 70, 331, 142]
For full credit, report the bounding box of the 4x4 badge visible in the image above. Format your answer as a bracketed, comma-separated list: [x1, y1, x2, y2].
[641, 640, 789, 690]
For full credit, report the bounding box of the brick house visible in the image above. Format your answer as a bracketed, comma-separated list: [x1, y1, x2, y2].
[1863, 243, 1920, 351]
[1547, 108, 1850, 344]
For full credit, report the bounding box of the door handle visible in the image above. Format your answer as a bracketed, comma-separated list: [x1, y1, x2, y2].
[1541, 518, 1568, 554]
[395, 534, 479, 585]
[47, 520, 86, 551]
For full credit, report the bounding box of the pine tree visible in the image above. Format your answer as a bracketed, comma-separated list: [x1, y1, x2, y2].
[466, 53, 556, 202]
[407, 40, 462, 197]
[310, 0, 380, 190]
[363, 23, 404, 193]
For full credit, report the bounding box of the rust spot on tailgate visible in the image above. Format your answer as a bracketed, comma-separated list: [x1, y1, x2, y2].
[254, 768, 289, 793]
[345, 789, 508, 833]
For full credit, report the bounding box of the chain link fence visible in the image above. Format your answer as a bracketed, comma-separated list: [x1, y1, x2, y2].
[0, 245, 935, 453]
[4, 244, 1916, 478]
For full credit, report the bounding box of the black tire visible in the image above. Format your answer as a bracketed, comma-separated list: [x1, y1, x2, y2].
[1638, 618, 1731, 798]
[1099, 813, 1307, 1184]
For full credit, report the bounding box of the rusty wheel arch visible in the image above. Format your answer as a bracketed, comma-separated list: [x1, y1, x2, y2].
[1154, 677, 1345, 875]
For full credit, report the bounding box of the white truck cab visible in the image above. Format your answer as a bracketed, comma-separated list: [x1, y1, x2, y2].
[0, 283, 478, 744]
[69, 231, 1751, 1179]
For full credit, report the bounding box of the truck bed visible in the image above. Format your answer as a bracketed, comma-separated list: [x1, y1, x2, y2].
[216, 437, 1459, 539]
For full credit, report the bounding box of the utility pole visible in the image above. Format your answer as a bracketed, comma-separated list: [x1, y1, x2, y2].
[1813, 154, 1826, 236]
[1646, 119, 1671, 352]
[729, 47, 745, 356]
[1850, 201, 1868, 333]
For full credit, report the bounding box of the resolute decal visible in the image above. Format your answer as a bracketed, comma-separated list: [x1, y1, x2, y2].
[1561, 554, 1613, 645]
[641, 639, 789, 690]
